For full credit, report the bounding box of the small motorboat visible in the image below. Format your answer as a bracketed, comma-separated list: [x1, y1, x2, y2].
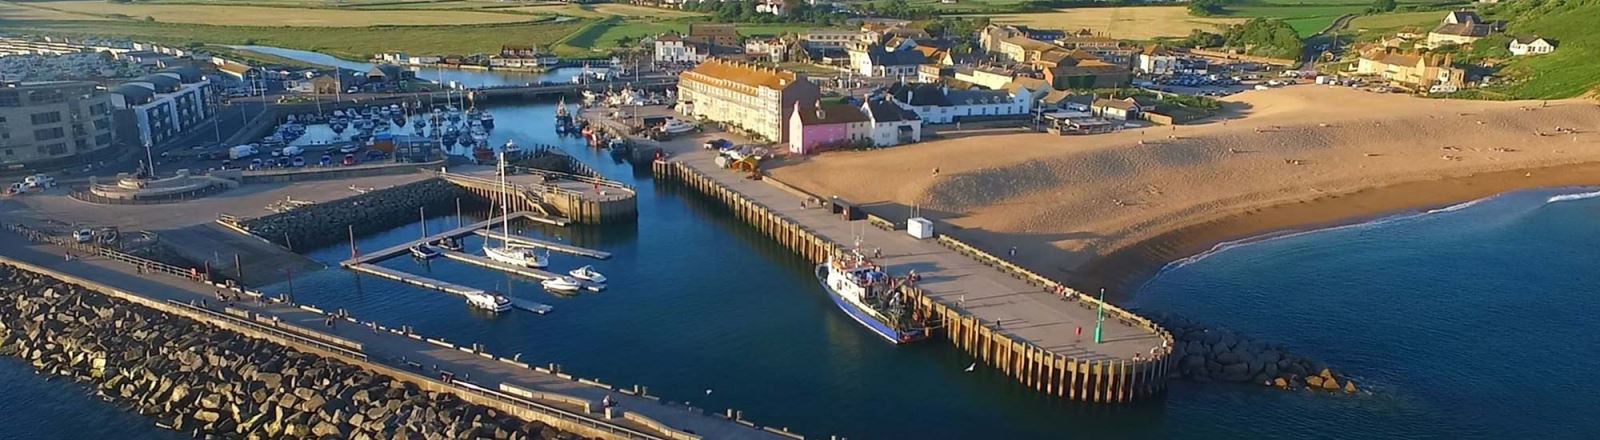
[568, 265, 606, 284]
[432, 237, 463, 252]
[409, 243, 441, 259]
[464, 290, 512, 313]
[541, 276, 583, 293]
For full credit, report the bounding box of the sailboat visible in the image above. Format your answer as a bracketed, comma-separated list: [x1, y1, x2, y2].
[483, 149, 548, 268]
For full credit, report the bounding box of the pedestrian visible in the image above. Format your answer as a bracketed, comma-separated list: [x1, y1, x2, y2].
[1008, 246, 1017, 257]
[1076, 326, 1083, 341]
[873, 248, 882, 258]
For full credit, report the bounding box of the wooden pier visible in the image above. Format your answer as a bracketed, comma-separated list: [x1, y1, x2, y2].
[653, 154, 1177, 404]
[472, 230, 611, 259]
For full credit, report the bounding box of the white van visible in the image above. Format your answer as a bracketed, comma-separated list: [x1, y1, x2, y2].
[281, 146, 304, 157]
[23, 174, 54, 188]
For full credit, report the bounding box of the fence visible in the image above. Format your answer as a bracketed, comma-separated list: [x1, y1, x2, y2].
[68, 183, 229, 205]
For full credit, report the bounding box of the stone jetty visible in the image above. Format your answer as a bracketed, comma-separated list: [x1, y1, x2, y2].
[243, 179, 472, 251]
[1152, 313, 1357, 393]
[0, 263, 581, 439]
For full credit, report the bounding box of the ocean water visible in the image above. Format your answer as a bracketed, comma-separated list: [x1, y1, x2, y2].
[0, 358, 181, 440]
[1130, 188, 1600, 439]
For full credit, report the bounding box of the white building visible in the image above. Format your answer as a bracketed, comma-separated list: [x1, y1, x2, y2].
[1134, 45, 1179, 75]
[108, 66, 213, 148]
[755, 0, 785, 15]
[1508, 36, 1556, 56]
[953, 66, 1015, 90]
[848, 46, 926, 78]
[654, 34, 708, 64]
[861, 99, 921, 146]
[885, 83, 1033, 124]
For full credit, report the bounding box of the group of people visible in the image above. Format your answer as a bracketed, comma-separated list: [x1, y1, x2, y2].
[1051, 285, 1080, 301]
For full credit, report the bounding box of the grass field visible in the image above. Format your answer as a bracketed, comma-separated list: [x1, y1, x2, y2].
[0, 18, 586, 60]
[1211, 0, 1458, 37]
[26, 0, 542, 26]
[0, 1, 106, 20]
[511, 3, 704, 18]
[1348, 10, 1443, 34]
[1484, 2, 1600, 98]
[978, 7, 1243, 40]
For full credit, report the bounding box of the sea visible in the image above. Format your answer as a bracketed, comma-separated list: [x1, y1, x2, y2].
[4, 47, 1596, 439]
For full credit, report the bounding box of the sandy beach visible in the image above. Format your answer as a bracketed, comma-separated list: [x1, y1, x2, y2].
[767, 87, 1600, 295]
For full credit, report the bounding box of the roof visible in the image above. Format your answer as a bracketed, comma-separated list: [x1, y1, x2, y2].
[1003, 36, 1056, 52]
[110, 83, 154, 104]
[1445, 11, 1480, 24]
[1431, 23, 1491, 38]
[866, 47, 926, 66]
[683, 58, 802, 95]
[368, 64, 403, 78]
[863, 99, 919, 122]
[159, 65, 202, 83]
[136, 73, 180, 92]
[689, 23, 737, 36]
[1002, 77, 1050, 95]
[656, 33, 683, 42]
[1093, 98, 1136, 110]
[795, 102, 869, 125]
[945, 88, 1012, 105]
[1513, 36, 1550, 45]
[1362, 49, 1450, 68]
[887, 83, 951, 106]
[1142, 45, 1171, 56]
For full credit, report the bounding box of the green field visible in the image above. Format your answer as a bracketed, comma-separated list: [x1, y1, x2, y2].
[1481, 0, 1600, 98]
[1210, 0, 1459, 37]
[1347, 10, 1445, 33]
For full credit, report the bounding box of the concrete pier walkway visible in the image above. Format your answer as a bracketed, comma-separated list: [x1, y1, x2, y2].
[0, 233, 791, 439]
[670, 149, 1164, 361]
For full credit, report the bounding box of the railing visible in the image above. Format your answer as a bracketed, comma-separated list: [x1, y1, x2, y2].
[68, 183, 229, 205]
[166, 299, 368, 361]
[448, 379, 666, 440]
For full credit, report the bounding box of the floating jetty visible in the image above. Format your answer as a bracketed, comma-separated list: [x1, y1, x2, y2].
[438, 250, 604, 293]
[341, 263, 555, 314]
[470, 230, 611, 259]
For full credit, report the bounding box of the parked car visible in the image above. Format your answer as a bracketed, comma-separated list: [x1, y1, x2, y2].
[319, 154, 333, 166]
[365, 150, 386, 160]
[338, 144, 361, 154]
[72, 229, 93, 243]
[249, 158, 263, 170]
[342, 154, 356, 166]
[292, 157, 305, 167]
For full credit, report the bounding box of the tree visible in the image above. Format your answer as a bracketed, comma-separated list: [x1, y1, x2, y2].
[1368, 0, 1397, 13]
[1189, 0, 1229, 17]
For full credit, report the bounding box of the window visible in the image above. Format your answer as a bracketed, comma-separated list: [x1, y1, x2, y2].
[95, 134, 112, 145]
[33, 127, 64, 141]
[30, 111, 62, 125]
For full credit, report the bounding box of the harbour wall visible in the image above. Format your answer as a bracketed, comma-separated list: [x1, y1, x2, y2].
[652, 160, 1174, 403]
[0, 262, 582, 439]
[237, 178, 471, 251]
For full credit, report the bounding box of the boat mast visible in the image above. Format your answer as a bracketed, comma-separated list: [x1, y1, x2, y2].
[498, 149, 511, 247]
[419, 206, 428, 239]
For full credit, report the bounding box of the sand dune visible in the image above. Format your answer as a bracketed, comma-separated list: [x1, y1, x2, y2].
[768, 87, 1600, 288]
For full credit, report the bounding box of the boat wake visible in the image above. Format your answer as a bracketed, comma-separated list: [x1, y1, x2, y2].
[1546, 189, 1600, 204]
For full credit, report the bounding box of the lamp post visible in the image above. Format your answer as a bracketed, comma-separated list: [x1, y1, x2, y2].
[1093, 288, 1106, 344]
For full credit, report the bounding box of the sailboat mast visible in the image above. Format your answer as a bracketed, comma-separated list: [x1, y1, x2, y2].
[419, 206, 427, 238]
[499, 150, 511, 245]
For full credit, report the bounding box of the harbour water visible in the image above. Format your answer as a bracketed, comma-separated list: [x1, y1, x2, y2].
[5, 47, 1596, 439]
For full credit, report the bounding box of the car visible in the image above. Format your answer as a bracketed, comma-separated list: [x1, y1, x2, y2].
[72, 229, 93, 243]
[220, 159, 232, 169]
[342, 154, 356, 166]
[319, 154, 332, 166]
[338, 144, 361, 154]
[703, 138, 732, 150]
[277, 157, 291, 168]
[292, 157, 305, 167]
[249, 158, 263, 170]
[365, 150, 386, 160]
[98, 227, 118, 245]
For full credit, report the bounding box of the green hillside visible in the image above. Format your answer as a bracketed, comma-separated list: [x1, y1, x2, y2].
[1484, 0, 1600, 98]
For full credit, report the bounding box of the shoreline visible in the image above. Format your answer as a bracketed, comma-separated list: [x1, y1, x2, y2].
[1076, 160, 1600, 299]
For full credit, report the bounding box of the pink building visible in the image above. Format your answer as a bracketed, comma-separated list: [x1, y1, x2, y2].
[787, 101, 870, 155]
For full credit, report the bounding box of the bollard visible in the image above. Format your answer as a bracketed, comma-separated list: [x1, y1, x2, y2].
[603, 407, 616, 419]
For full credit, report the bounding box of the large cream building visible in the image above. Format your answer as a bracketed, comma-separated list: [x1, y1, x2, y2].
[0, 81, 117, 168]
[677, 59, 820, 143]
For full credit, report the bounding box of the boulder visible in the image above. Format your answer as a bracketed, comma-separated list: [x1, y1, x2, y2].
[1306, 375, 1324, 388]
[1320, 377, 1340, 391]
[1344, 381, 1358, 394]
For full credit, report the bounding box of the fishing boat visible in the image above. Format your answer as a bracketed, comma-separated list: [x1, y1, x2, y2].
[409, 244, 442, 259]
[568, 265, 606, 284]
[480, 112, 495, 129]
[815, 248, 929, 344]
[540, 276, 583, 293]
[483, 150, 549, 268]
[464, 290, 513, 313]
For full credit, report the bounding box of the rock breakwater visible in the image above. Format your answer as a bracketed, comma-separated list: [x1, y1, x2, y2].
[0, 263, 580, 439]
[1152, 313, 1358, 394]
[243, 179, 471, 251]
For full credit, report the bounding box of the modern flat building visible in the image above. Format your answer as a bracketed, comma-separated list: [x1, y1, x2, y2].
[677, 59, 821, 143]
[108, 66, 213, 148]
[0, 80, 116, 168]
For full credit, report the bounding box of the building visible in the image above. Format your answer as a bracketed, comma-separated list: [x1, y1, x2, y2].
[787, 101, 870, 155]
[108, 66, 213, 148]
[885, 83, 1033, 124]
[365, 64, 414, 82]
[654, 34, 703, 64]
[860, 98, 921, 147]
[0, 81, 117, 168]
[491, 45, 559, 68]
[1090, 97, 1154, 121]
[1508, 36, 1556, 56]
[1426, 11, 1492, 48]
[848, 46, 926, 78]
[1356, 49, 1465, 92]
[1134, 45, 1179, 75]
[689, 24, 739, 48]
[1035, 49, 1130, 89]
[954, 66, 1016, 90]
[801, 29, 863, 49]
[755, 0, 785, 15]
[744, 37, 791, 63]
[678, 59, 821, 143]
[918, 64, 953, 83]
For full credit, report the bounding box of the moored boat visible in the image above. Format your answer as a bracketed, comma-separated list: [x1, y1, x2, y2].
[409, 244, 441, 259]
[464, 290, 513, 313]
[815, 250, 929, 344]
[568, 265, 606, 284]
[540, 276, 583, 293]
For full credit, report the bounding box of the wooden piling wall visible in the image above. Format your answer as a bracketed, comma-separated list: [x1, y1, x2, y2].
[652, 160, 1173, 403]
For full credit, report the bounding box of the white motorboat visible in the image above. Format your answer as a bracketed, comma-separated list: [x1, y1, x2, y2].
[432, 237, 463, 251]
[483, 150, 549, 268]
[410, 244, 442, 259]
[568, 265, 606, 284]
[464, 290, 513, 313]
[660, 119, 698, 135]
[541, 276, 583, 293]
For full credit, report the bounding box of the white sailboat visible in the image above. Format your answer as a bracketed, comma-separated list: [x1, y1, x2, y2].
[483, 149, 549, 268]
